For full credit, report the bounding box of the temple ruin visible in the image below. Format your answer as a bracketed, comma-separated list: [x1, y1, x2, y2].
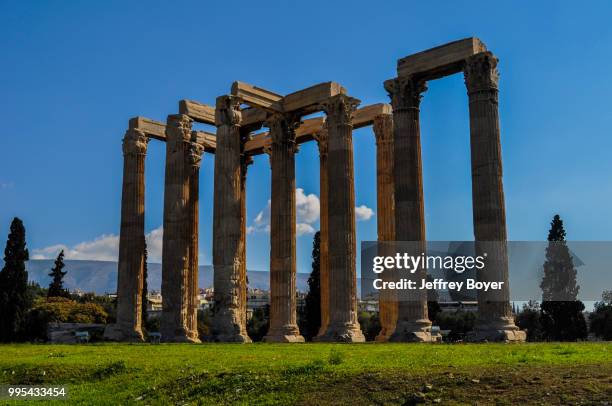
[104, 38, 526, 343]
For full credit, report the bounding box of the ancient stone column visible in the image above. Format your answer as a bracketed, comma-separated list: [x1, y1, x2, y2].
[318, 94, 365, 342]
[314, 126, 330, 338]
[186, 136, 204, 343]
[464, 52, 525, 342]
[160, 114, 196, 342]
[385, 76, 433, 342]
[108, 128, 148, 342]
[372, 113, 397, 342]
[239, 150, 252, 330]
[263, 113, 304, 342]
[212, 96, 251, 342]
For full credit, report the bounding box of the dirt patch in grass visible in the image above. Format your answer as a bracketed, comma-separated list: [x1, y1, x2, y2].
[299, 364, 612, 405]
[131, 363, 611, 405]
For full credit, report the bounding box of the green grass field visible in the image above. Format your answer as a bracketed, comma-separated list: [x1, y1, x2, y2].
[0, 343, 610, 405]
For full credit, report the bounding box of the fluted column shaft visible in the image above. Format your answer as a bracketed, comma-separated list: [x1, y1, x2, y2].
[319, 94, 365, 342]
[212, 96, 251, 342]
[186, 139, 204, 342]
[239, 150, 252, 330]
[464, 52, 524, 342]
[315, 127, 330, 337]
[264, 113, 304, 342]
[372, 114, 397, 342]
[160, 114, 195, 342]
[114, 128, 148, 342]
[385, 77, 433, 342]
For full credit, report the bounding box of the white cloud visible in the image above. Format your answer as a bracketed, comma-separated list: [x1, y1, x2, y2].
[144, 226, 164, 262]
[296, 188, 320, 224]
[355, 205, 375, 221]
[296, 223, 315, 236]
[31, 226, 165, 263]
[248, 188, 320, 236]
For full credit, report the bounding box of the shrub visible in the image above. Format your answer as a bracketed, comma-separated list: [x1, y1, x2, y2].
[25, 297, 108, 341]
[540, 301, 588, 341]
[589, 299, 612, 340]
[435, 311, 476, 342]
[515, 301, 544, 342]
[358, 311, 381, 341]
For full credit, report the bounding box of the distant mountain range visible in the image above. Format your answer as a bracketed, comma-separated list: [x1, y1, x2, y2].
[25, 260, 312, 295]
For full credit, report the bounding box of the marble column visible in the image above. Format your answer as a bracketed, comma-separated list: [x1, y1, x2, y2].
[314, 126, 330, 338]
[212, 96, 251, 342]
[372, 113, 397, 342]
[239, 149, 252, 330]
[107, 128, 148, 342]
[263, 113, 304, 342]
[464, 52, 525, 342]
[186, 136, 204, 342]
[318, 94, 365, 342]
[385, 77, 433, 342]
[160, 114, 196, 342]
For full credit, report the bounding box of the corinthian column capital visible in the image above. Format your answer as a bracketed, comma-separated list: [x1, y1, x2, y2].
[122, 129, 149, 156]
[373, 114, 393, 145]
[265, 112, 300, 151]
[313, 125, 329, 159]
[384, 76, 427, 111]
[464, 51, 500, 94]
[215, 95, 242, 127]
[321, 94, 360, 128]
[188, 139, 205, 168]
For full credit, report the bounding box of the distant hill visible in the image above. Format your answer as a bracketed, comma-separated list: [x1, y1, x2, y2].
[24, 260, 311, 294]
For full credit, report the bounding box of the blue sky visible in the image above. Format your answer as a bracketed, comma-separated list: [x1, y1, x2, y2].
[1, 1, 612, 274]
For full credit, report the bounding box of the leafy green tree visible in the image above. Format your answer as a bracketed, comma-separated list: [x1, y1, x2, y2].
[47, 250, 70, 298]
[589, 290, 612, 340]
[358, 311, 381, 341]
[25, 297, 108, 341]
[0, 218, 32, 342]
[515, 301, 544, 341]
[300, 231, 321, 341]
[540, 214, 587, 341]
[247, 305, 269, 342]
[196, 308, 212, 341]
[435, 311, 476, 342]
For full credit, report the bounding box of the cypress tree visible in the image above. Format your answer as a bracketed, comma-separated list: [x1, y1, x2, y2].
[539, 214, 587, 341]
[47, 250, 70, 298]
[0, 218, 32, 342]
[301, 231, 321, 341]
[540, 215, 579, 301]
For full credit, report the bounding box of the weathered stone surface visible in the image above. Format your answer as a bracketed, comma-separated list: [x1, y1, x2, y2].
[314, 126, 330, 338]
[372, 114, 397, 342]
[179, 99, 216, 124]
[212, 96, 251, 342]
[263, 113, 304, 343]
[243, 104, 390, 155]
[232, 81, 346, 116]
[129, 116, 215, 151]
[463, 52, 524, 342]
[186, 136, 204, 343]
[385, 77, 433, 343]
[160, 114, 197, 343]
[105, 128, 148, 342]
[397, 37, 487, 80]
[317, 94, 365, 343]
[239, 148, 252, 331]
